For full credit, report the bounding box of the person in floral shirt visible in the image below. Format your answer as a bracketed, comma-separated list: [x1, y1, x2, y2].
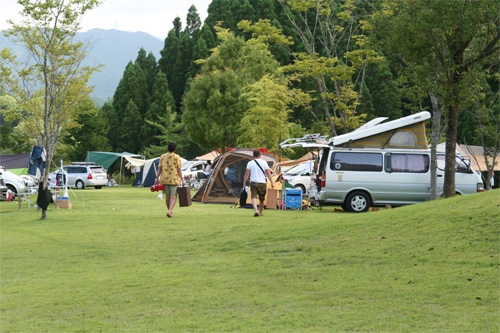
[155, 142, 186, 217]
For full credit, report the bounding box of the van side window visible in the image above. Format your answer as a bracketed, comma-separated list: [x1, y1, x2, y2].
[388, 154, 429, 173]
[330, 152, 383, 172]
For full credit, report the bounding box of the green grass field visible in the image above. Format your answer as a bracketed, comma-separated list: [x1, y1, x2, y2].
[1, 187, 499, 332]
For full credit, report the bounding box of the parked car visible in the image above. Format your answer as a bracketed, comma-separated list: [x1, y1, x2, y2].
[20, 174, 37, 187]
[181, 160, 207, 179]
[282, 161, 315, 194]
[0, 175, 9, 200]
[49, 162, 108, 189]
[0, 167, 28, 197]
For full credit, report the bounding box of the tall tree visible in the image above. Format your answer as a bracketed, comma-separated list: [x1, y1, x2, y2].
[158, 29, 180, 104]
[369, 0, 500, 197]
[186, 5, 202, 38]
[135, 48, 158, 96]
[110, 61, 148, 151]
[118, 99, 141, 153]
[0, 0, 102, 219]
[205, 0, 235, 32]
[140, 71, 175, 151]
[182, 27, 280, 150]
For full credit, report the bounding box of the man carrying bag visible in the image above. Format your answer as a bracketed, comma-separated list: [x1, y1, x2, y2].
[242, 149, 274, 217]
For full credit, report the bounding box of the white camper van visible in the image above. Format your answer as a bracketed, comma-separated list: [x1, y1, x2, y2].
[280, 112, 484, 212]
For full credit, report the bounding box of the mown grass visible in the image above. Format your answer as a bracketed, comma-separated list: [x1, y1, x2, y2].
[1, 187, 499, 332]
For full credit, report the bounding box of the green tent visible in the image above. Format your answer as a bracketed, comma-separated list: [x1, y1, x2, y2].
[85, 151, 144, 169]
[85, 151, 144, 185]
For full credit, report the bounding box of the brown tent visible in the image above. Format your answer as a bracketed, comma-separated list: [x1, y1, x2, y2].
[192, 148, 278, 204]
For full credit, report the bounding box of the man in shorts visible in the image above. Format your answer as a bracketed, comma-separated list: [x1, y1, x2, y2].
[242, 149, 274, 217]
[155, 142, 185, 218]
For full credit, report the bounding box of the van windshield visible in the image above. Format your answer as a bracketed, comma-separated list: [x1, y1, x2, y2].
[437, 154, 469, 173]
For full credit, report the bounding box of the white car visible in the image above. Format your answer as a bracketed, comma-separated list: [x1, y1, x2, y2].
[0, 167, 28, 197]
[20, 174, 37, 187]
[181, 160, 207, 179]
[282, 161, 315, 194]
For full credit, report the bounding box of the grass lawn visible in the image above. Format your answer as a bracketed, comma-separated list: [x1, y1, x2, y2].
[1, 187, 499, 332]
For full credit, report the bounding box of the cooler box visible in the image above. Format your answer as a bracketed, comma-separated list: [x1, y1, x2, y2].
[58, 197, 72, 209]
[285, 189, 302, 210]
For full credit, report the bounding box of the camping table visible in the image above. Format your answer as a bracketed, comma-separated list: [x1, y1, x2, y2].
[17, 187, 38, 211]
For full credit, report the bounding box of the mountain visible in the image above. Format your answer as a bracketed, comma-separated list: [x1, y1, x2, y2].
[0, 28, 164, 106]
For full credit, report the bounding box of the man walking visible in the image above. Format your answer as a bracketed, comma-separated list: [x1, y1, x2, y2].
[155, 142, 185, 218]
[243, 149, 274, 217]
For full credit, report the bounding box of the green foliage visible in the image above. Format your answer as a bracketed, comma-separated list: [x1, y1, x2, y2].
[240, 0, 383, 135]
[183, 69, 247, 150]
[62, 96, 110, 162]
[238, 75, 303, 151]
[142, 105, 184, 159]
[183, 28, 281, 150]
[1, 188, 498, 331]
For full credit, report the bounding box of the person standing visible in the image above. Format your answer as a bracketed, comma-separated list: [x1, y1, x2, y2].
[204, 160, 212, 176]
[242, 149, 274, 217]
[155, 142, 185, 218]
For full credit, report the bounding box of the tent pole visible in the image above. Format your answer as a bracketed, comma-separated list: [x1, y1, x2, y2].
[119, 156, 123, 187]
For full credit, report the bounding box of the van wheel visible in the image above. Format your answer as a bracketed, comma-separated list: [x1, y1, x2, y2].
[76, 180, 85, 190]
[345, 191, 371, 213]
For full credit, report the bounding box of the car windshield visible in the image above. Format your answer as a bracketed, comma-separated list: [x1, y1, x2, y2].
[181, 162, 194, 171]
[285, 164, 306, 175]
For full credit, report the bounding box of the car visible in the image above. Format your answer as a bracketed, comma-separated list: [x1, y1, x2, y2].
[20, 174, 38, 187]
[0, 167, 28, 197]
[49, 162, 108, 189]
[0, 175, 9, 200]
[181, 160, 207, 179]
[282, 161, 315, 194]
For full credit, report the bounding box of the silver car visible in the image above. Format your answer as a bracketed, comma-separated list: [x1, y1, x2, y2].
[0, 167, 28, 197]
[50, 162, 108, 189]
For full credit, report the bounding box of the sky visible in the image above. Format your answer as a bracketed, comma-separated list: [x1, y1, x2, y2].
[0, 0, 213, 39]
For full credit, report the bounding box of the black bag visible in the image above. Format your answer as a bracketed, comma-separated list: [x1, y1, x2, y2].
[239, 189, 248, 207]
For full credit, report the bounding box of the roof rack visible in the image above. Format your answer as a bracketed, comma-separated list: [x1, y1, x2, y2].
[71, 162, 96, 165]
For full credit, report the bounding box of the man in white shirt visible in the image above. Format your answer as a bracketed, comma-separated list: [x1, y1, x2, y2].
[243, 149, 274, 217]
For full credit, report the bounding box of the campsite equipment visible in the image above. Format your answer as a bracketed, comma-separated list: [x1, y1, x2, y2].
[177, 186, 192, 207]
[284, 188, 303, 210]
[150, 184, 164, 192]
[192, 149, 278, 204]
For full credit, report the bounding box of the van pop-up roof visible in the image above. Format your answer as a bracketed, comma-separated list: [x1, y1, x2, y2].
[330, 111, 431, 149]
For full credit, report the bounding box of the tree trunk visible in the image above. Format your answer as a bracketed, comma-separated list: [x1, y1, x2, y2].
[429, 93, 442, 200]
[443, 103, 459, 197]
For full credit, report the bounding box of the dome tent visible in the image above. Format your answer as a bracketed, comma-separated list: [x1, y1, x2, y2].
[192, 149, 278, 204]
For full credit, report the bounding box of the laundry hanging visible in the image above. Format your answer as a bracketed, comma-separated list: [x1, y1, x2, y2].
[28, 146, 46, 176]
